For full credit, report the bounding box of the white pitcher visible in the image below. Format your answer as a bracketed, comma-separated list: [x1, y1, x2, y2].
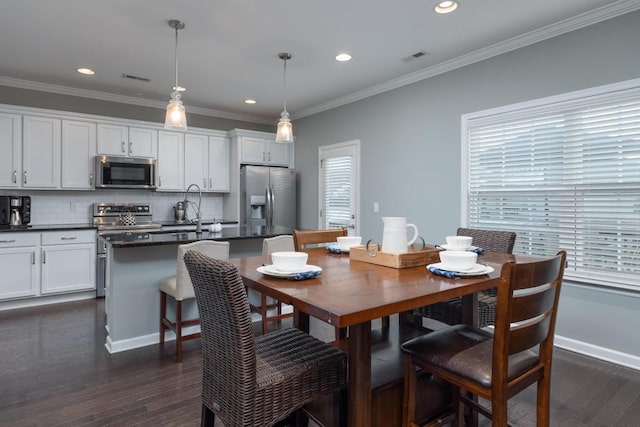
[382, 217, 419, 254]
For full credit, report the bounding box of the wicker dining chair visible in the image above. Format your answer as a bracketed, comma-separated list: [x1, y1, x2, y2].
[158, 240, 230, 362]
[255, 235, 295, 334]
[415, 227, 517, 328]
[184, 251, 347, 427]
[402, 251, 567, 426]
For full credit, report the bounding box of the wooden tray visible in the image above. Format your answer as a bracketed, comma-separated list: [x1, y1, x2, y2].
[349, 245, 442, 269]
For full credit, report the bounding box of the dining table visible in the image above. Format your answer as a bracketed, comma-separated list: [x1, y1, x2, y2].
[230, 247, 534, 427]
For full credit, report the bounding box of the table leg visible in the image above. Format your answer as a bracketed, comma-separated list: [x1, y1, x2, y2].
[461, 293, 479, 328]
[347, 321, 371, 427]
[294, 309, 310, 333]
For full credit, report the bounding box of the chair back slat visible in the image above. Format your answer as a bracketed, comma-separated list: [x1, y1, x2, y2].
[510, 286, 556, 323]
[293, 228, 347, 250]
[456, 227, 516, 253]
[184, 251, 257, 415]
[509, 312, 553, 355]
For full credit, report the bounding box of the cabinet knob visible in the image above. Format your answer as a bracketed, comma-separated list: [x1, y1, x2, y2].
[209, 177, 212, 187]
[23, 170, 27, 184]
[129, 141, 133, 155]
[13, 170, 17, 183]
[42, 251, 46, 264]
[89, 173, 93, 186]
[121, 141, 126, 153]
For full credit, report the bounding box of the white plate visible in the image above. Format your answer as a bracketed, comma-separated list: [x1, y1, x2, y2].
[439, 244, 479, 252]
[427, 262, 494, 276]
[258, 264, 323, 278]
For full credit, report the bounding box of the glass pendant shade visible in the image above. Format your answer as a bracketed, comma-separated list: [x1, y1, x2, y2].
[165, 92, 187, 130]
[276, 110, 294, 143]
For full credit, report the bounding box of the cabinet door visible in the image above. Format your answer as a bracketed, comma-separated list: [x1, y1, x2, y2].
[208, 136, 230, 191]
[22, 116, 61, 188]
[97, 123, 128, 155]
[0, 247, 39, 300]
[184, 133, 209, 189]
[157, 131, 184, 191]
[62, 120, 96, 189]
[41, 243, 96, 294]
[240, 137, 267, 164]
[0, 113, 21, 188]
[128, 127, 157, 158]
[267, 139, 291, 166]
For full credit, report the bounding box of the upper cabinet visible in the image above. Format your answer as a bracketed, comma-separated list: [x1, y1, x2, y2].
[22, 116, 61, 189]
[62, 120, 96, 189]
[240, 135, 292, 167]
[157, 130, 184, 191]
[97, 124, 157, 158]
[184, 133, 230, 193]
[0, 113, 21, 188]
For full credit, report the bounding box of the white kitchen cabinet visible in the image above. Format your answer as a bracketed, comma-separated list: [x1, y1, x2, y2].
[97, 123, 157, 158]
[157, 131, 184, 191]
[0, 233, 40, 300]
[184, 133, 230, 192]
[62, 120, 96, 189]
[0, 113, 21, 188]
[240, 135, 291, 167]
[208, 136, 230, 192]
[40, 230, 96, 295]
[22, 116, 61, 188]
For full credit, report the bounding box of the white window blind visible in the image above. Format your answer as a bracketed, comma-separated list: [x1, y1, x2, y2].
[464, 83, 640, 290]
[322, 155, 353, 229]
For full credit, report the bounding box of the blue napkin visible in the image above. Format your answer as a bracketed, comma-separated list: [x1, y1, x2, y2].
[427, 266, 464, 279]
[435, 245, 485, 254]
[326, 245, 347, 254]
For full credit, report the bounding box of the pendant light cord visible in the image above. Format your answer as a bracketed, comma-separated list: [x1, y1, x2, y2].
[282, 57, 287, 113]
[174, 26, 179, 92]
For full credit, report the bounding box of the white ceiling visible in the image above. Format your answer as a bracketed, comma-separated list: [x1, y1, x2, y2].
[1, 1, 639, 124]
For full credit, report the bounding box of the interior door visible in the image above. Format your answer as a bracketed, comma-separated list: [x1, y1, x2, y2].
[318, 140, 360, 235]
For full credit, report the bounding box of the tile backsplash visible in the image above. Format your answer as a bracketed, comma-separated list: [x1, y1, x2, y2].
[6, 190, 225, 225]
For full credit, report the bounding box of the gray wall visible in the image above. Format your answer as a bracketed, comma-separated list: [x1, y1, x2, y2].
[294, 11, 640, 365]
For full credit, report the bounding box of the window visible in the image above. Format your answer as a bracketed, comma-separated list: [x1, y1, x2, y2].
[463, 80, 640, 290]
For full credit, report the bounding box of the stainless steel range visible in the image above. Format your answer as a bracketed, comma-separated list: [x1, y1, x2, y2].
[94, 203, 162, 297]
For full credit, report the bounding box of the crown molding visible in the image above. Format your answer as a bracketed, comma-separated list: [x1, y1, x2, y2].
[295, 0, 640, 119]
[0, 76, 273, 125]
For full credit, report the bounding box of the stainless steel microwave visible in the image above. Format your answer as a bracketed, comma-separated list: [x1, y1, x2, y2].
[94, 156, 157, 189]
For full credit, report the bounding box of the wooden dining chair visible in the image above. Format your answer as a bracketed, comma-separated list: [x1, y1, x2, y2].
[415, 227, 517, 328]
[184, 251, 347, 427]
[402, 250, 567, 427]
[158, 240, 230, 363]
[256, 235, 295, 334]
[292, 228, 347, 250]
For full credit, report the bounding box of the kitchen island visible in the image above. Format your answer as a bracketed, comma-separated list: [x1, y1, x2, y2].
[104, 225, 291, 353]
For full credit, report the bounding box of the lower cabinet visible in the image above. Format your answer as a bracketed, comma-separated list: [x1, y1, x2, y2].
[0, 230, 96, 301]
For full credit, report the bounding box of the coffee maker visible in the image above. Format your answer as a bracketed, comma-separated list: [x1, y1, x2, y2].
[0, 196, 31, 227]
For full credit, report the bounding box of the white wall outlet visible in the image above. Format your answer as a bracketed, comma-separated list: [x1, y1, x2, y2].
[373, 202, 379, 213]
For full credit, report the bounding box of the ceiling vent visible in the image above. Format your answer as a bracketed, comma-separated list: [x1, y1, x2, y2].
[122, 73, 151, 82]
[403, 50, 430, 62]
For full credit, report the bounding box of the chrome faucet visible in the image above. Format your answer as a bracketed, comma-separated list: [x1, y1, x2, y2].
[184, 183, 202, 234]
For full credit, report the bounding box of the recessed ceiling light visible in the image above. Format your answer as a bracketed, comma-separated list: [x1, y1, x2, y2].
[77, 68, 95, 75]
[335, 53, 352, 62]
[245, 99, 257, 104]
[435, 1, 458, 14]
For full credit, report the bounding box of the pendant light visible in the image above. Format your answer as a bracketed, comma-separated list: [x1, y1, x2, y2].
[275, 53, 294, 143]
[164, 20, 187, 130]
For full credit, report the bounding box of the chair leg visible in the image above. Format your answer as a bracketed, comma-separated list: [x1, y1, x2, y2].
[261, 293, 268, 335]
[491, 394, 508, 427]
[159, 291, 167, 345]
[201, 404, 215, 426]
[537, 369, 551, 427]
[176, 300, 183, 363]
[453, 386, 464, 427]
[402, 356, 417, 427]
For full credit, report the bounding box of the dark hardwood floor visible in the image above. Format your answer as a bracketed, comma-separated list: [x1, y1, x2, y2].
[1, 299, 639, 426]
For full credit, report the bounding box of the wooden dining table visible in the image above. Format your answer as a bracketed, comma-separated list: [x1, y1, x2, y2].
[230, 247, 532, 427]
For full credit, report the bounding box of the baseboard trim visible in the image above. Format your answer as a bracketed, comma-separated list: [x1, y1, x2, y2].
[554, 335, 640, 371]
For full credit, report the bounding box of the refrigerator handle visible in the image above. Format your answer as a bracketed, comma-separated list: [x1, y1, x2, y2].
[267, 186, 274, 227]
[265, 187, 271, 227]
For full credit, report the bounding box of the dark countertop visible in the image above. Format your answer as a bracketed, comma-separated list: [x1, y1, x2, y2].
[103, 225, 292, 248]
[0, 219, 238, 233]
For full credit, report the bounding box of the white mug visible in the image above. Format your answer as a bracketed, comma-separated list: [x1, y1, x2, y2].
[382, 217, 419, 254]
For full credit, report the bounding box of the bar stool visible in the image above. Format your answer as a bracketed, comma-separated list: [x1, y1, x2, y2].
[158, 240, 229, 362]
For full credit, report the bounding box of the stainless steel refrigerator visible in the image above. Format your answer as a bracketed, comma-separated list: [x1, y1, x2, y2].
[240, 165, 296, 228]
